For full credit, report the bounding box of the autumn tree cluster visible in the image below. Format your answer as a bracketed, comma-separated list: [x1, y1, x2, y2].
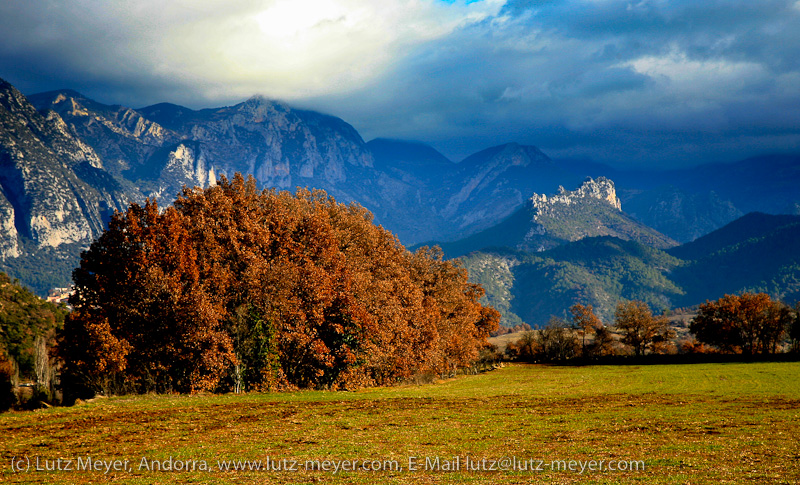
[690, 293, 794, 355]
[614, 300, 676, 356]
[505, 292, 799, 363]
[59, 174, 498, 400]
[505, 303, 615, 362]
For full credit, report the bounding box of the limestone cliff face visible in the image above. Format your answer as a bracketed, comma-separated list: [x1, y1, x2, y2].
[530, 177, 622, 215]
[429, 177, 677, 258]
[22, 91, 583, 247]
[522, 177, 676, 251]
[30, 90, 179, 172]
[165, 143, 215, 187]
[15, 89, 385, 265]
[146, 142, 217, 201]
[0, 189, 20, 258]
[137, 96, 374, 197]
[28, 90, 188, 198]
[3, 86, 391, 295]
[31, 91, 376, 206]
[0, 79, 132, 255]
[1, 84, 102, 169]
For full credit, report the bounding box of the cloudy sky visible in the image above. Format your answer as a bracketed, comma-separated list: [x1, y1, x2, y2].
[1, 0, 799, 167]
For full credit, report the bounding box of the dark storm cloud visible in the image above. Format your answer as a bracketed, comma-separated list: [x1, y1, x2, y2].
[317, 0, 800, 166]
[1, 0, 799, 167]
[0, 1, 272, 107]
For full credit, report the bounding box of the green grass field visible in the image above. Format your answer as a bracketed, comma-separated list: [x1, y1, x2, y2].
[2, 362, 799, 484]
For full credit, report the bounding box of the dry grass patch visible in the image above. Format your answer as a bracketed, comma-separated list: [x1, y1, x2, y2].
[2, 362, 799, 484]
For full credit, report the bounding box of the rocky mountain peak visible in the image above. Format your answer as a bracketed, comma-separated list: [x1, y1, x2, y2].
[522, 177, 674, 251]
[441, 142, 553, 228]
[0, 80, 133, 262]
[1, 81, 102, 169]
[531, 176, 621, 216]
[498, 142, 548, 164]
[232, 95, 289, 121]
[242, 94, 278, 106]
[47, 91, 91, 117]
[0, 79, 33, 113]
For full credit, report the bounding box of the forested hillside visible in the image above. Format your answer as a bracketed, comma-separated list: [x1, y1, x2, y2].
[462, 238, 684, 325]
[0, 272, 65, 382]
[461, 213, 800, 326]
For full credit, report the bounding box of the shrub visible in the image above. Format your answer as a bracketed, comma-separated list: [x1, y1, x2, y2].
[505, 331, 538, 362]
[536, 317, 580, 362]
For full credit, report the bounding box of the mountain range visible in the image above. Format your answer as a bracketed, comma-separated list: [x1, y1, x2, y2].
[423, 177, 677, 257]
[0, 75, 799, 302]
[460, 211, 800, 325]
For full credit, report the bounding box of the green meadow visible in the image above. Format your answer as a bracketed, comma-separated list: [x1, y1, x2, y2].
[2, 362, 799, 484]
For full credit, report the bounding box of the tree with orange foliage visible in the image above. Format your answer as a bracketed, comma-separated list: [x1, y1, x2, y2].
[570, 303, 602, 358]
[614, 300, 675, 357]
[61, 174, 498, 400]
[408, 246, 500, 376]
[690, 293, 791, 355]
[62, 200, 235, 399]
